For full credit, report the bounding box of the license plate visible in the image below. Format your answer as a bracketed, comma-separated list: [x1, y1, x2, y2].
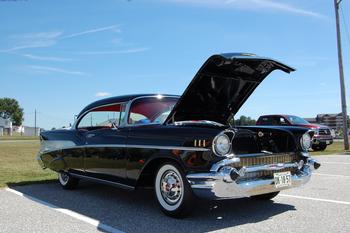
[326, 140, 330, 145]
[274, 171, 292, 188]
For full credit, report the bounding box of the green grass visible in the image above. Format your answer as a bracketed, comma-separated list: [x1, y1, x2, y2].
[0, 141, 56, 188]
[0, 138, 347, 188]
[310, 141, 349, 156]
[0, 136, 39, 141]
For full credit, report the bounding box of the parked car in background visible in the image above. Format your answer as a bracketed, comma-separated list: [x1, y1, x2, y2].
[257, 114, 333, 151]
[37, 53, 320, 218]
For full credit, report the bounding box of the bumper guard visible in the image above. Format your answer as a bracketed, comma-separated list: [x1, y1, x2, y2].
[186, 153, 320, 199]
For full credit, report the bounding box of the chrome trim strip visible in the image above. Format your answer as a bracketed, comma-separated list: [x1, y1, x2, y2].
[69, 173, 134, 190]
[40, 144, 210, 154]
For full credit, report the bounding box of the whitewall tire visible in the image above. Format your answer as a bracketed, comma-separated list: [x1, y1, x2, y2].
[155, 162, 194, 218]
[58, 171, 79, 190]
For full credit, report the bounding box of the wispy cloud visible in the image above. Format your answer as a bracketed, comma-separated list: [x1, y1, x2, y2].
[0, 25, 121, 53]
[72, 47, 150, 55]
[22, 54, 74, 62]
[60, 25, 121, 40]
[1, 31, 63, 52]
[165, 0, 324, 18]
[27, 65, 87, 76]
[95, 92, 111, 97]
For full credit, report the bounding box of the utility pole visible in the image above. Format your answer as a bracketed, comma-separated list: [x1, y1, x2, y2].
[334, 0, 349, 150]
[34, 109, 37, 137]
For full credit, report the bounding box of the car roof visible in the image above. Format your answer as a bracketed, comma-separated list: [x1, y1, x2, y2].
[259, 114, 296, 118]
[78, 94, 180, 117]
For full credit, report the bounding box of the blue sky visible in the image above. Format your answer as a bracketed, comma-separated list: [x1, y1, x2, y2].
[1, 0, 350, 129]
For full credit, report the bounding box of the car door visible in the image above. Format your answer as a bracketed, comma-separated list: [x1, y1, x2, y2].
[76, 103, 129, 183]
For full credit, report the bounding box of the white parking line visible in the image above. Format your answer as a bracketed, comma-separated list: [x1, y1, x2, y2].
[279, 194, 350, 205]
[5, 187, 123, 233]
[313, 173, 350, 178]
[321, 162, 350, 165]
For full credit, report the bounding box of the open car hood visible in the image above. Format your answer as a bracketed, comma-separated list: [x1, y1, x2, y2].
[165, 53, 295, 125]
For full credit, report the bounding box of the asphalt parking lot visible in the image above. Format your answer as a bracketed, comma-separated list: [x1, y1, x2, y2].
[1, 155, 350, 233]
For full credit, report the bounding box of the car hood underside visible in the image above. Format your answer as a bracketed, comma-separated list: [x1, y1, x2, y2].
[165, 53, 295, 125]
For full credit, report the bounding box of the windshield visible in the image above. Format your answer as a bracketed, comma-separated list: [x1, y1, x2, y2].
[287, 115, 309, 125]
[128, 97, 178, 125]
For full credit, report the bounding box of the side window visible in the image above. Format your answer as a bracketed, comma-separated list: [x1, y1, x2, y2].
[128, 97, 178, 125]
[280, 117, 288, 125]
[271, 117, 281, 125]
[77, 103, 126, 130]
[259, 117, 272, 125]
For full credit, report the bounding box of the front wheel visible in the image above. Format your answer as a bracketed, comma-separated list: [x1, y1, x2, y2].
[312, 145, 326, 151]
[251, 191, 280, 200]
[154, 162, 194, 218]
[58, 171, 79, 190]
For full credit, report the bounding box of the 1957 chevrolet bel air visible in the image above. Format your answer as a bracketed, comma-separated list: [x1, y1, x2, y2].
[37, 53, 320, 218]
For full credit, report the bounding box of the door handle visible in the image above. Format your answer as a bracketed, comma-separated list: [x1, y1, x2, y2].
[86, 133, 95, 138]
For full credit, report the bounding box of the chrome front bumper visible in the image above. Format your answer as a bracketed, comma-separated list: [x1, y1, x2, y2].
[186, 153, 320, 200]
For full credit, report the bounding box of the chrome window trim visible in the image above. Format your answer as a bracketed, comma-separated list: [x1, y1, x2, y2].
[72, 101, 129, 129]
[73, 95, 180, 129]
[125, 95, 180, 127]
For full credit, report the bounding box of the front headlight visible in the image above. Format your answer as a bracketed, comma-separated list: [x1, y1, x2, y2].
[300, 133, 311, 151]
[213, 134, 231, 156]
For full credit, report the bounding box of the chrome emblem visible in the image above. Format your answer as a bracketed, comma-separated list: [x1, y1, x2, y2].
[194, 140, 206, 147]
[258, 131, 264, 137]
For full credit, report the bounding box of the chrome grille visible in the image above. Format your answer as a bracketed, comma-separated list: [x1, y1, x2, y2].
[238, 153, 298, 167]
[235, 153, 299, 181]
[318, 128, 331, 135]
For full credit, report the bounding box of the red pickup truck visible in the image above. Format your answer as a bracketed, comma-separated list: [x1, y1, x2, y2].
[256, 114, 333, 151]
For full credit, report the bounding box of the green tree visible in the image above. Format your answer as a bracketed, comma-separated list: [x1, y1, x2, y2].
[0, 98, 24, 126]
[234, 115, 256, 126]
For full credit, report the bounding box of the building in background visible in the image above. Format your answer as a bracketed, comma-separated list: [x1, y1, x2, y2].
[0, 120, 41, 137]
[0, 117, 12, 136]
[304, 113, 345, 130]
[316, 113, 344, 130]
[304, 117, 317, 124]
[22, 126, 41, 136]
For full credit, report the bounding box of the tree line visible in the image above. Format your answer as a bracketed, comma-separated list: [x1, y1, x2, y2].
[0, 98, 24, 126]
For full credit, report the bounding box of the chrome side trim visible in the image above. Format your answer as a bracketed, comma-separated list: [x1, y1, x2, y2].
[40, 143, 210, 154]
[70, 173, 135, 190]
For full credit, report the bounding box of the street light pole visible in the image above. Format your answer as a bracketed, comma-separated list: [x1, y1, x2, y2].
[334, 0, 349, 150]
[34, 109, 37, 137]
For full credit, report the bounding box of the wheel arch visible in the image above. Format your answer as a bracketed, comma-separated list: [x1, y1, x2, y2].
[136, 156, 186, 188]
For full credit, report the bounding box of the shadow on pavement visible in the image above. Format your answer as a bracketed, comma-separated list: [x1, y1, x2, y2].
[10, 181, 295, 233]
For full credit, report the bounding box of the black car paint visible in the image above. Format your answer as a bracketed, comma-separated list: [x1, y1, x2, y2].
[39, 122, 309, 188]
[165, 53, 295, 125]
[38, 53, 308, 192]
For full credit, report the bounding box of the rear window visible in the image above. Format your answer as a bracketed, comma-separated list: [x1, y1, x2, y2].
[257, 116, 288, 126]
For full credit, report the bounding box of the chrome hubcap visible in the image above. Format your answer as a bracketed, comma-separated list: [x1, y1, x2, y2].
[160, 170, 182, 205]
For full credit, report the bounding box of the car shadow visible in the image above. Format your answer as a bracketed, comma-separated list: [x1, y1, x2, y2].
[10, 181, 296, 233]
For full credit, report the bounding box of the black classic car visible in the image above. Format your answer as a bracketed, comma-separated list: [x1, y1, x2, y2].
[37, 53, 320, 218]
